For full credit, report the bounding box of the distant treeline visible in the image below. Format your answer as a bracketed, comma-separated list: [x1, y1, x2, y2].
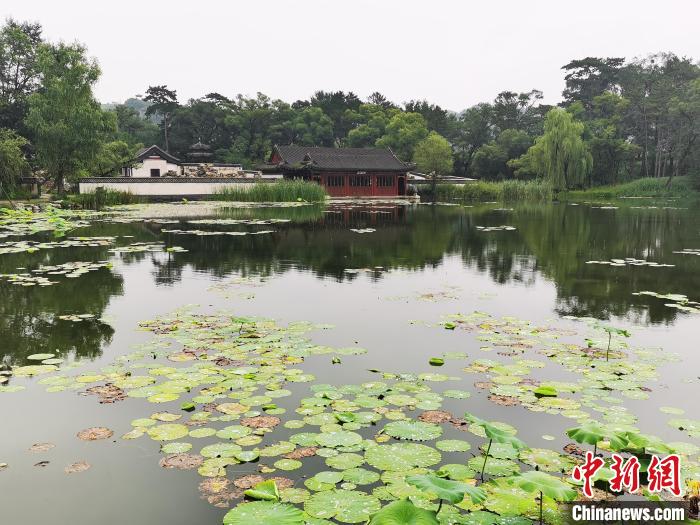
[0, 17, 698, 195]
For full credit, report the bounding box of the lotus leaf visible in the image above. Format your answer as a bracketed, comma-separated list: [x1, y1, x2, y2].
[365, 444, 441, 471]
[316, 431, 363, 448]
[406, 474, 487, 504]
[305, 489, 381, 523]
[244, 480, 280, 501]
[368, 499, 439, 525]
[222, 501, 303, 525]
[382, 421, 443, 442]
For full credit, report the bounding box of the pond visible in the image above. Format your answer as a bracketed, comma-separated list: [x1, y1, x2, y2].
[0, 200, 698, 525]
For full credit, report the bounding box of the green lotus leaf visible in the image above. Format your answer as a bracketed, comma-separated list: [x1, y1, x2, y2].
[314, 471, 345, 484]
[305, 489, 381, 523]
[383, 421, 443, 442]
[259, 441, 296, 457]
[235, 450, 260, 462]
[565, 421, 605, 446]
[222, 501, 303, 525]
[483, 481, 536, 516]
[335, 412, 357, 424]
[407, 474, 487, 504]
[161, 442, 192, 454]
[217, 425, 252, 440]
[342, 468, 380, 485]
[518, 448, 575, 473]
[467, 457, 520, 477]
[147, 423, 189, 441]
[274, 459, 302, 471]
[365, 444, 441, 471]
[315, 431, 363, 448]
[369, 498, 439, 525]
[436, 464, 476, 481]
[189, 428, 216, 438]
[326, 453, 365, 470]
[480, 443, 518, 459]
[511, 471, 578, 502]
[244, 480, 280, 501]
[533, 386, 557, 397]
[200, 442, 242, 458]
[289, 432, 319, 446]
[464, 413, 527, 450]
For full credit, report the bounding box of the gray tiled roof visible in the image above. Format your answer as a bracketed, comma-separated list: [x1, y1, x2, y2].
[273, 145, 413, 172]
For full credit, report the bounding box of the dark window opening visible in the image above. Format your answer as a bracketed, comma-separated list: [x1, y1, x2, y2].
[326, 175, 344, 187]
[377, 175, 394, 187]
[349, 175, 370, 187]
[150, 168, 161, 177]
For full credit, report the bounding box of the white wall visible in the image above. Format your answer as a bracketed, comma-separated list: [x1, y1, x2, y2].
[78, 180, 263, 196]
[131, 158, 181, 177]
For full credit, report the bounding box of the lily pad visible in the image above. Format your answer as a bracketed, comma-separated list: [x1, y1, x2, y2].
[305, 489, 381, 523]
[222, 501, 303, 525]
[383, 421, 443, 442]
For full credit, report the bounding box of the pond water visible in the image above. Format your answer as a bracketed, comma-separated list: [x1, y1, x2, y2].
[0, 201, 698, 525]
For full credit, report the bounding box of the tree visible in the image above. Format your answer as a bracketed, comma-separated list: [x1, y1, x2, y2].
[375, 112, 429, 161]
[144, 85, 178, 152]
[413, 131, 454, 196]
[0, 19, 42, 132]
[452, 103, 494, 177]
[404, 99, 454, 137]
[308, 90, 362, 145]
[113, 104, 160, 146]
[515, 108, 592, 191]
[0, 128, 29, 193]
[472, 129, 532, 180]
[345, 104, 399, 148]
[286, 106, 334, 146]
[367, 91, 395, 109]
[89, 140, 137, 176]
[562, 57, 625, 112]
[492, 89, 544, 135]
[25, 42, 115, 193]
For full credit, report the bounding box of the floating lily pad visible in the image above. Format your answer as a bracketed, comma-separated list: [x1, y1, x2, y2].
[383, 421, 443, 442]
[305, 489, 381, 523]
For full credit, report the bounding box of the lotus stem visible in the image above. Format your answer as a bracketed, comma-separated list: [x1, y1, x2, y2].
[437, 499, 443, 515]
[480, 439, 492, 482]
[606, 332, 611, 361]
[539, 491, 543, 525]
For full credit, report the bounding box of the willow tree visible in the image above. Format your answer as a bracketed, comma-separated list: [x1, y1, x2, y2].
[26, 42, 114, 193]
[516, 108, 592, 191]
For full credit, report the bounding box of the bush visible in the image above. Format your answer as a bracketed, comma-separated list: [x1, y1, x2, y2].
[430, 180, 552, 203]
[67, 188, 142, 210]
[565, 176, 696, 200]
[213, 180, 327, 202]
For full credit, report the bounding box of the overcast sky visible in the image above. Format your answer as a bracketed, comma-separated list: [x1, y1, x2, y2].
[4, 0, 699, 111]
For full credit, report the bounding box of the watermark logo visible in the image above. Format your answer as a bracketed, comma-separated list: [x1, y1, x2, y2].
[571, 452, 682, 498]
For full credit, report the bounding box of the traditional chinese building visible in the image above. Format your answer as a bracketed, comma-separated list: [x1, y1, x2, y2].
[265, 145, 414, 197]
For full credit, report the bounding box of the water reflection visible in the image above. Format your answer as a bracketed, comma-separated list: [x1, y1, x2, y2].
[1, 202, 697, 367]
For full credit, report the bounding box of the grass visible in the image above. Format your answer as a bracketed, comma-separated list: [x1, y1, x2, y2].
[212, 180, 327, 202]
[564, 176, 696, 200]
[430, 180, 553, 203]
[66, 188, 143, 210]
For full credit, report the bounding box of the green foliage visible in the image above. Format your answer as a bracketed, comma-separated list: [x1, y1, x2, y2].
[406, 474, 487, 504]
[66, 188, 142, 210]
[212, 180, 327, 202]
[369, 499, 439, 525]
[0, 19, 42, 132]
[565, 176, 696, 200]
[515, 108, 592, 192]
[511, 471, 577, 502]
[0, 128, 29, 190]
[432, 180, 552, 203]
[566, 421, 605, 446]
[25, 42, 115, 192]
[244, 480, 280, 501]
[413, 131, 453, 176]
[375, 112, 429, 161]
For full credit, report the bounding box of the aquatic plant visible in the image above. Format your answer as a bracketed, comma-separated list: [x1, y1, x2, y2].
[464, 413, 527, 481]
[369, 498, 439, 525]
[406, 473, 486, 513]
[511, 471, 577, 525]
[212, 180, 327, 203]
